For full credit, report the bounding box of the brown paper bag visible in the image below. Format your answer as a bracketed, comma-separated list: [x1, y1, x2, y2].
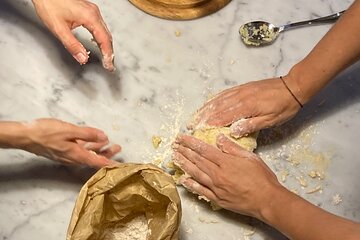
[67, 163, 181, 240]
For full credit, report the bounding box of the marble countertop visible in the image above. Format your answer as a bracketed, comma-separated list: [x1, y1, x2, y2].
[0, 0, 359, 239]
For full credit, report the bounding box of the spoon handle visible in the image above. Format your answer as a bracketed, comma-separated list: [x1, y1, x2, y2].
[280, 10, 345, 32]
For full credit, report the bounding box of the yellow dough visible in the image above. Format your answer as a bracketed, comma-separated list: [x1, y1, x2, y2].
[172, 127, 258, 210]
[192, 127, 258, 151]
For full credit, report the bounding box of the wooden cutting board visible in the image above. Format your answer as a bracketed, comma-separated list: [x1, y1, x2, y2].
[129, 0, 232, 20]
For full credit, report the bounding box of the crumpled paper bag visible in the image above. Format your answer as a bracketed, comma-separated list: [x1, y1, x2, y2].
[67, 163, 182, 240]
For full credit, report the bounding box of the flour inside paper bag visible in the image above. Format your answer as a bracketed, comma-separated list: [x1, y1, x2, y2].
[67, 164, 181, 240]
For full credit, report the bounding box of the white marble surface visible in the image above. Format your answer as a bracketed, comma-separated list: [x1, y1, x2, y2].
[0, 0, 359, 239]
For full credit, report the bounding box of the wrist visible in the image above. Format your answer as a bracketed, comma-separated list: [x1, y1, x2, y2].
[286, 57, 336, 105]
[0, 121, 32, 149]
[279, 76, 303, 108]
[284, 63, 312, 105]
[258, 185, 296, 224]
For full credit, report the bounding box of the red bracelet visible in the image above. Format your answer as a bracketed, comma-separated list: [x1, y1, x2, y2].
[280, 76, 303, 108]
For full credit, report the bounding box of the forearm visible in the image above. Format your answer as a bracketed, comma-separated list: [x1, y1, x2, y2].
[0, 121, 30, 149]
[284, 0, 360, 104]
[260, 186, 360, 240]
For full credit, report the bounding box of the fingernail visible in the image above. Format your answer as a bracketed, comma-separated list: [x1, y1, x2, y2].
[99, 142, 113, 152]
[172, 142, 179, 150]
[172, 153, 183, 166]
[102, 54, 115, 71]
[83, 142, 94, 150]
[112, 144, 121, 153]
[89, 150, 97, 155]
[178, 175, 189, 186]
[217, 133, 227, 143]
[186, 122, 195, 130]
[179, 177, 198, 194]
[173, 159, 181, 168]
[74, 52, 87, 64]
[97, 132, 108, 142]
[108, 160, 119, 166]
[230, 119, 247, 139]
[186, 114, 199, 130]
[218, 133, 226, 139]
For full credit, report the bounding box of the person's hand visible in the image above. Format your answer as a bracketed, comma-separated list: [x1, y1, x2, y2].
[32, 0, 115, 71]
[21, 118, 121, 168]
[173, 133, 283, 220]
[189, 77, 301, 138]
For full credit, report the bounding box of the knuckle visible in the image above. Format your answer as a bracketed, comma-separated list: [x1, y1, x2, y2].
[55, 142, 72, 153]
[66, 40, 82, 52]
[52, 25, 66, 39]
[212, 173, 226, 186]
[192, 170, 201, 181]
[216, 198, 226, 206]
[86, 3, 101, 17]
[193, 157, 203, 168]
[66, 145, 80, 156]
[58, 157, 73, 165]
[108, 34, 113, 43]
[213, 189, 227, 203]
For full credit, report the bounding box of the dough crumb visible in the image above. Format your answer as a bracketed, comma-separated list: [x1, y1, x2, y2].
[296, 176, 308, 187]
[308, 170, 325, 179]
[290, 189, 299, 195]
[280, 169, 289, 182]
[306, 185, 322, 194]
[243, 226, 256, 236]
[175, 30, 182, 37]
[332, 194, 343, 205]
[243, 226, 256, 240]
[152, 157, 163, 167]
[151, 136, 162, 149]
[198, 217, 219, 224]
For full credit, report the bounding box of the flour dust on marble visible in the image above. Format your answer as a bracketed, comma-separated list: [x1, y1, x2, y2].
[142, 90, 188, 169]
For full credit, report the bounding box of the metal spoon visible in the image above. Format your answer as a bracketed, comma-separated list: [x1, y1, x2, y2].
[239, 10, 345, 46]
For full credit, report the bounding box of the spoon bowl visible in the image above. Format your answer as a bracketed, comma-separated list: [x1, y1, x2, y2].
[239, 11, 345, 47]
[239, 21, 280, 46]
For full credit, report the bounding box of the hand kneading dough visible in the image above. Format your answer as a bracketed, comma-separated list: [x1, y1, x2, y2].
[172, 127, 258, 210]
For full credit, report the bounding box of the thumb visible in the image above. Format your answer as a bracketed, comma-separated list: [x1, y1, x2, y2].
[55, 24, 89, 65]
